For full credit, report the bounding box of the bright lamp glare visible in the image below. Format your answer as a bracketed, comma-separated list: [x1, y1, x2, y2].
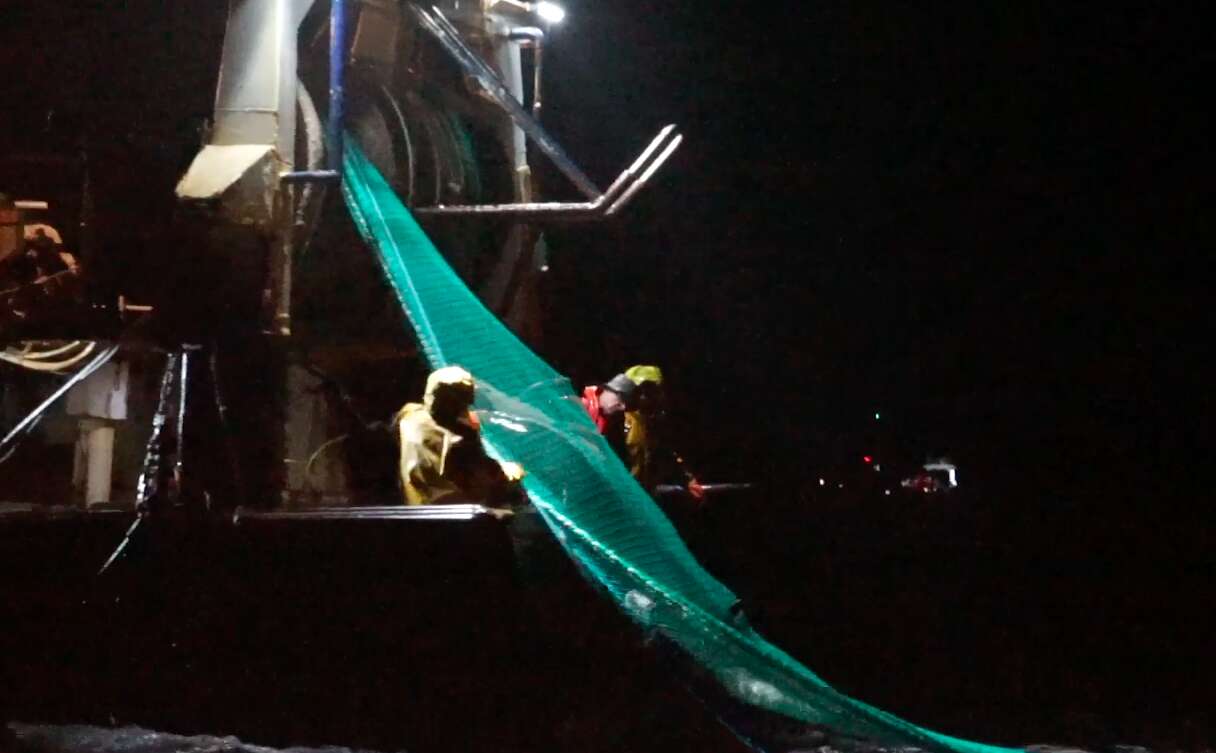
[535, 1, 566, 23]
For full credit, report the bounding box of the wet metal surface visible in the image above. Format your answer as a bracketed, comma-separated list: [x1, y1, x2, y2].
[5, 724, 387, 753]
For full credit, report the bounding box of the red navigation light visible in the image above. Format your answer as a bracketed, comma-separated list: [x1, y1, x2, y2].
[863, 455, 873, 464]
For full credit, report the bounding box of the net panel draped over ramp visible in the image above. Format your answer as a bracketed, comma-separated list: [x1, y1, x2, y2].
[341, 138, 1020, 753]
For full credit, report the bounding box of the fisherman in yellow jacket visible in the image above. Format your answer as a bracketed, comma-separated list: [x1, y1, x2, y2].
[396, 366, 524, 507]
[623, 365, 704, 501]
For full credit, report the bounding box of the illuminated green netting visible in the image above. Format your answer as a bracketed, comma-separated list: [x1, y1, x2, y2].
[341, 137, 1020, 753]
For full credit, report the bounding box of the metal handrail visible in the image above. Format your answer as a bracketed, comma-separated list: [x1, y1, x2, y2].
[232, 504, 493, 522]
[414, 128, 683, 221]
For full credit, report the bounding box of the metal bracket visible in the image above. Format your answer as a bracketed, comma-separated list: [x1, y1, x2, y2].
[279, 170, 341, 184]
[280, 0, 349, 184]
[413, 124, 683, 221]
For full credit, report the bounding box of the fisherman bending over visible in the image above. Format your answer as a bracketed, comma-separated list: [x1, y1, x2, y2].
[622, 365, 704, 501]
[580, 367, 703, 501]
[580, 372, 638, 459]
[397, 366, 525, 508]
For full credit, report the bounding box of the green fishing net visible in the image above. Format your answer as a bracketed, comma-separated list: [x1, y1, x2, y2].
[341, 137, 1019, 753]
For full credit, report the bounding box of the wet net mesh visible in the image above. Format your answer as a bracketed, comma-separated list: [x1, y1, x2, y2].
[341, 139, 1019, 753]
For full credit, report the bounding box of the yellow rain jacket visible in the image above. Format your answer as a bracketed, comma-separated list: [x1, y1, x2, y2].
[396, 367, 521, 505]
[623, 365, 665, 488]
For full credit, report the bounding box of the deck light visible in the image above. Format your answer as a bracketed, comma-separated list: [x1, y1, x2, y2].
[494, 0, 566, 23]
[535, 1, 566, 23]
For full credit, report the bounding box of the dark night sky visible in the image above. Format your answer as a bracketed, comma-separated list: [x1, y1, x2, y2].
[536, 2, 1210, 500]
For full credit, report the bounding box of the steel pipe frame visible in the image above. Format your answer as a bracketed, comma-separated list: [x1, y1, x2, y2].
[405, 4, 683, 221]
[328, 0, 348, 173]
[232, 504, 492, 522]
[280, 0, 349, 184]
[414, 127, 683, 221]
[506, 26, 545, 119]
[206, 0, 319, 158]
[280, 170, 341, 184]
[286, 2, 684, 218]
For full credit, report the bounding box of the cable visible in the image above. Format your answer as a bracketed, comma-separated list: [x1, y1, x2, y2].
[0, 343, 119, 463]
[15, 340, 85, 360]
[0, 342, 97, 372]
[305, 433, 351, 488]
[0, 413, 42, 466]
[1, 341, 92, 372]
